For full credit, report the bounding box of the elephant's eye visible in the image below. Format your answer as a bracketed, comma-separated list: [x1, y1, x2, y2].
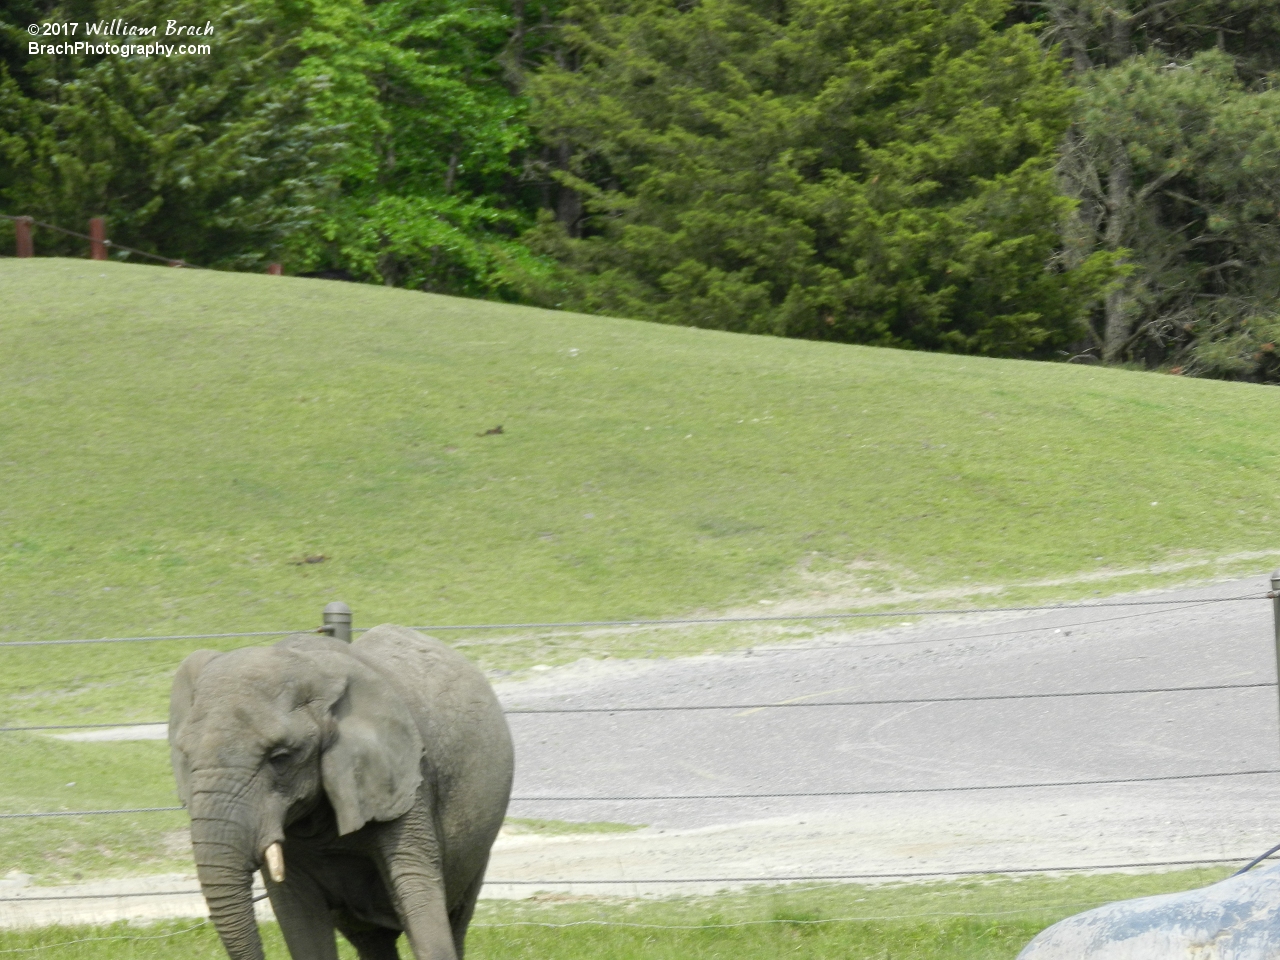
[268, 747, 292, 769]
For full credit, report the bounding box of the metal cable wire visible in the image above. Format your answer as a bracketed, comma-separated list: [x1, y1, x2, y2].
[0, 592, 1264, 648]
[4, 680, 1271, 732]
[502, 681, 1277, 713]
[507, 768, 1280, 801]
[0, 889, 220, 902]
[0, 855, 1247, 903]
[0, 722, 167, 732]
[1233, 840, 1280, 876]
[0, 920, 209, 953]
[0, 905, 1113, 947]
[741, 597, 1262, 655]
[407, 593, 1266, 630]
[8, 767, 1280, 818]
[0, 214, 198, 267]
[0, 629, 312, 648]
[0, 807, 184, 819]
[468, 903, 1124, 927]
[481, 857, 1249, 882]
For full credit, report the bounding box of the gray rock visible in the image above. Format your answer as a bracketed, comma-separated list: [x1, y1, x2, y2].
[1019, 864, 1280, 959]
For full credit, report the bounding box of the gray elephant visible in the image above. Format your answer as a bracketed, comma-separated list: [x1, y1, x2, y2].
[168, 624, 514, 960]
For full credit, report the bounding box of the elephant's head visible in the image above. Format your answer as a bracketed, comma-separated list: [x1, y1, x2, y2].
[168, 635, 423, 960]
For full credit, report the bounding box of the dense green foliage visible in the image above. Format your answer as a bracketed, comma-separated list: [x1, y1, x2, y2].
[1074, 51, 1280, 377]
[520, 0, 1115, 355]
[0, 0, 351, 267]
[4, 0, 1280, 370]
[0, 0, 541, 288]
[1031, 0, 1280, 374]
[278, 0, 546, 293]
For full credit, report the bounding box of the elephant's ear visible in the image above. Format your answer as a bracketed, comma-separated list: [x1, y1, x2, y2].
[304, 650, 424, 836]
[168, 649, 222, 806]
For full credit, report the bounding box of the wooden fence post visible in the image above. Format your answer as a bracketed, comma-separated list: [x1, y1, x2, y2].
[89, 217, 108, 261]
[14, 217, 33, 258]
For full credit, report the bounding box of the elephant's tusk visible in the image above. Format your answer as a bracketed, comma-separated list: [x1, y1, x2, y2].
[264, 842, 285, 884]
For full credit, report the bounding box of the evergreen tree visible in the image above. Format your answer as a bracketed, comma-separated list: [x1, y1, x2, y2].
[518, 0, 1118, 356]
[0, 0, 343, 267]
[1027, 0, 1280, 376]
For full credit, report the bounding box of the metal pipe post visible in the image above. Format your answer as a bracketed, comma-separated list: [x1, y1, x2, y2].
[322, 601, 353, 642]
[89, 217, 108, 260]
[14, 217, 33, 258]
[1273, 570, 1280, 754]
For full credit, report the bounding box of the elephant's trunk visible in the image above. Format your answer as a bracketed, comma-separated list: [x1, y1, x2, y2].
[189, 790, 267, 960]
[194, 858, 263, 960]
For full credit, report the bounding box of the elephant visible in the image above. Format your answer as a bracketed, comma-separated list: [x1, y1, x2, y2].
[168, 624, 514, 960]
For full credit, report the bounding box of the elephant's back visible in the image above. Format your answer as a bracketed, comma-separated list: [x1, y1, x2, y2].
[351, 625, 513, 880]
[353, 624, 489, 698]
[351, 623, 510, 753]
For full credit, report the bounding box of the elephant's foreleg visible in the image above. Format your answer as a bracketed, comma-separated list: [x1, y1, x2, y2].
[381, 871, 455, 960]
[265, 869, 339, 960]
[374, 813, 457, 960]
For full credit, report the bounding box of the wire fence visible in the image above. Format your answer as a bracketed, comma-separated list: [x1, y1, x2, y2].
[0, 897, 1204, 955]
[1, 591, 1277, 921]
[0, 592, 1265, 648]
[0, 855, 1255, 905]
[1, 213, 199, 268]
[9, 764, 1280, 821]
[2, 679, 1271, 733]
[0, 921, 210, 954]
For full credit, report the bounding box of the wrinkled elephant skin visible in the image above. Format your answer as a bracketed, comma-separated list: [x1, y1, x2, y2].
[168, 625, 514, 960]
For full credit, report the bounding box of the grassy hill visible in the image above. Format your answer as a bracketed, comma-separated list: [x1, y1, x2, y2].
[3, 257, 1280, 723]
[2, 256, 1280, 885]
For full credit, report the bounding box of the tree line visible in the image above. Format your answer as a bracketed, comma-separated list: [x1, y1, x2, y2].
[3, 0, 1279, 378]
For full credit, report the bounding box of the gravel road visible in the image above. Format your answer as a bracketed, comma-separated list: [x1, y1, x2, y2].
[9, 573, 1280, 925]
[487, 572, 1280, 886]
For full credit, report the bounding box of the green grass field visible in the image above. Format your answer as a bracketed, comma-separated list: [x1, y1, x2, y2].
[1, 257, 1277, 951]
[0, 869, 1237, 959]
[0, 735, 183, 880]
[4, 257, 1280, 731]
